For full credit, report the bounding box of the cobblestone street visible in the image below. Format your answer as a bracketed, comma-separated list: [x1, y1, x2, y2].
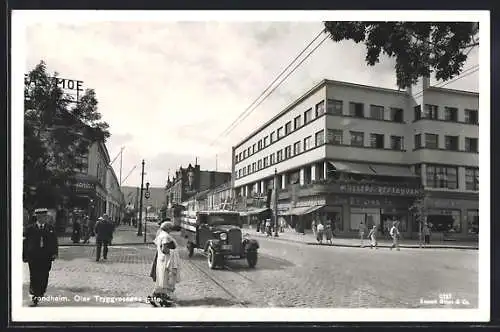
[23, 226, 478, 308]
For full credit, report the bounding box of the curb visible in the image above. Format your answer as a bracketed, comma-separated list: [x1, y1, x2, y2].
[58, 242, 155, 247]
[251, 233, 478, 250]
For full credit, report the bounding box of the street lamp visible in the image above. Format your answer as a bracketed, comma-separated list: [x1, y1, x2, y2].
[273, 169, 279, 238]
[144, 182, 150, 243]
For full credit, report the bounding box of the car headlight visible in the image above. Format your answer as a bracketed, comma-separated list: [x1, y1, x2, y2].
[219, 233, 227, 241]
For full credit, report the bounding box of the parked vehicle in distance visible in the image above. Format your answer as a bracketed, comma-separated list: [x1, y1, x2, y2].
[180, 210, 259, 269]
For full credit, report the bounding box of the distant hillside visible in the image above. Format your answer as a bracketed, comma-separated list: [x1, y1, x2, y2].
[121, 186, 166, 211]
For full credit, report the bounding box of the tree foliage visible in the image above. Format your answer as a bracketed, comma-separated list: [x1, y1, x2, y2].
[24, 61, 110, 213]
[323, 22, 479, 88]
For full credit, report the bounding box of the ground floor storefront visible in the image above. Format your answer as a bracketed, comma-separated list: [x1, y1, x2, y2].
[275, 183, 478, 241]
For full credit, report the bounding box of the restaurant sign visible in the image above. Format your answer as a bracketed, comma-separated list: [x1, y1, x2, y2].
[339, 183, 422, 196]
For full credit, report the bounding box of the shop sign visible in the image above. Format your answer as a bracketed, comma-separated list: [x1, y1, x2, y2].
[339, 183, 421, 196]
[74, 181, 95, 192]
[297, 197, 326, 207]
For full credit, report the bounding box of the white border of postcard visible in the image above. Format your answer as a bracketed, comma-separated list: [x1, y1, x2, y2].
[11, 10, 490, 322]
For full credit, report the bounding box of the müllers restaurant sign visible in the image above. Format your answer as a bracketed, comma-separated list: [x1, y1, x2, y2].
[338, 183, 422, 196]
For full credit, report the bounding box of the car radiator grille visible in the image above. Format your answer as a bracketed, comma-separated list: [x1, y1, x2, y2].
[228, 229, 242, 254]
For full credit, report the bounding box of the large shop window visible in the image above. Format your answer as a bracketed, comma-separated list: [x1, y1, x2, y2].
[323, 208, 343, 231]
[465, 167, 479, 191]
[467, 210, 479, 234]
[350, 208, 380, 232]
[426, 164, 458, 189]
[427, 209, 462, 233]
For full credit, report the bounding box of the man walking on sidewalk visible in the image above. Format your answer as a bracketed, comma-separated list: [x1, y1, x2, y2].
[390, 220, 401, 251]
[95, 215, 114, 262]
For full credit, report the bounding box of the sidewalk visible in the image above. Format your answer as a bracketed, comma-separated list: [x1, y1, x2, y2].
[245, 227, 478, 250]
[58, 224, 157, 246]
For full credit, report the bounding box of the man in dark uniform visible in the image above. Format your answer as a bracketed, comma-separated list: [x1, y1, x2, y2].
[94, 215, 113, 262]
[23, 213, 58, 306]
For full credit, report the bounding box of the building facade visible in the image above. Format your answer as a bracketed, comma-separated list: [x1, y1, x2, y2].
[106, 165, 125, 223]
[165, 163, 231, 208]
[232, 78, 479, 240]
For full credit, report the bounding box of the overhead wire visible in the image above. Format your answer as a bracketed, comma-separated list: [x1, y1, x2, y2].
[210, 28, 328, 147]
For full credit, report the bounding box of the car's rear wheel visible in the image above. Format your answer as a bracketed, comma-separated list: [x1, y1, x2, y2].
[246, 251, 258, 268]
[187, 242, 194, 258]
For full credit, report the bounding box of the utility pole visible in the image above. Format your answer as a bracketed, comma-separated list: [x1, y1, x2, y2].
[137, 160, 145, 236]
[273, 168, 279, 237]
[215, 154, 218, 171]
[144, 182, 150, 243]
[119, 146, 124, 186]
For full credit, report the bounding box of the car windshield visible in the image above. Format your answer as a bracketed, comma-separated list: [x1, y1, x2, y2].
[200, 214, 241, 227]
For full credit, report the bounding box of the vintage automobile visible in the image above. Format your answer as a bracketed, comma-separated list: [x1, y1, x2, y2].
[180, 210, 259, 269]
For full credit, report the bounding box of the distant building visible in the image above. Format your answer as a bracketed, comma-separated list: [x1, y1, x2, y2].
[232, 77, 478, 239]
[165, 163, 231, 207]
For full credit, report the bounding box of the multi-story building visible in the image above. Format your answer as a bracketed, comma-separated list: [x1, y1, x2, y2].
[165, 163, 231, 207]
[206, 181, 232, 210]
[106, 165, 125, 223]
[232, 78, 479, 240]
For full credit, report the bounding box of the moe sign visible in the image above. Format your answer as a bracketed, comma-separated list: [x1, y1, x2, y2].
[24, 74, 84, 103]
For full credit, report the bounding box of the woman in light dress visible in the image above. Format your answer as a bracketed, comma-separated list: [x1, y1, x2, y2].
[149, 221, 181, 307]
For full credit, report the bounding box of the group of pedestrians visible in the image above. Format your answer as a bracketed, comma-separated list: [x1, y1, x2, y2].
[359, 219, 402, 251]
[23, 212, 116, 306]
[312, 217, 334, 245]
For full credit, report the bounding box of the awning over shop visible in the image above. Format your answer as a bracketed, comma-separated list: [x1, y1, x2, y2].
[240, 207, 271, 217]
[328, 161, 375, 175]
[370, 164, 417, 178]
[305, 205, 325, 214]
[283, 206, 314, 216]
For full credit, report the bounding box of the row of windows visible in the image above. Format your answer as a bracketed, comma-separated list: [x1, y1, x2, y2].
[235, 100, 478, 165]
[235, 130, 407, 179]
[414, 164, 479, 190]
[414, 105, 478, 124]
[414, 134, 478, 152]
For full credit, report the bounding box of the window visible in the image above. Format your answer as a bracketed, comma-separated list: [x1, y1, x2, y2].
[315, 101, 325, 117]
[238, 169, 242, 178]
[270, 131, 276, 143]
[270, 153, 276, 165]
[263, 136, 268, 147]
[285, 121, 292, 135]
[263, 156, 269, 167]
[426, 164, 458, 189]
[414, 164, 422, 177]
[423, 104, 439, 119]
[444, 135, 459, 151]
[390, 108, 404, 123]
[285, 145, 292, 159]
[247, 147, 251, 156]
[258, 140, 262, 150]
[304, 136, 312, 151]
[370, 105, 385, 120]
[327, 129, 343, 145]
[239, 152, 243, 161]
[304, 109, 312, 124]
[315, 130, 325, 146]
[243, 150, 247, 158]
[349, 102, 364, 117]
[370, 133, 384, 149]
[257, 159, 262, 170]
[465, 167, 479, 191]
[390, 136, 404, 150]
[327, 99, 343, 116]
[247, 165, 251, 174]
[465, 109, 478, 124]
[465, 137, 478, 152]
[427, 209, 461, 233]
[425, 134, 439, 149]
[277, 150, 283, 162]
[293, 141, 301, 155]
[414, 134, 422, 149]
[444, 107, 458, 122]
[414, 105, 422, 120]
[467, 210, 479, 234]
[252, 162, 256, 172]
[294, 115, 302, 130]
[277, 127, 283, 139]
[350, 131, 364, 147]
[252, 144, 256, 154]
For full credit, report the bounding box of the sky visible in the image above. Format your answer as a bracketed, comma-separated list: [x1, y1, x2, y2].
[24, 18, 479, 188]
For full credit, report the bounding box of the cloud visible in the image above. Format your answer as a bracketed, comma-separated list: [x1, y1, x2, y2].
[24, 19, 479, 187]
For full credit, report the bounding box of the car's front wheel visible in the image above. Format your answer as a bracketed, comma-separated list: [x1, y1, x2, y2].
[246, 251, 258, 268]
[207, 247, 223, 269]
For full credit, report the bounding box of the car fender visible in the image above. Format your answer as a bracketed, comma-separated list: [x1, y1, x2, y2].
[205, 239, 221, 251]
[243, 238, 259, 252]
